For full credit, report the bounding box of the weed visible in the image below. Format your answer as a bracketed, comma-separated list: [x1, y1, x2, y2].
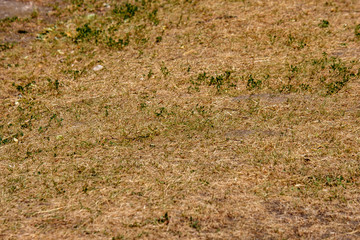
[63, 69, 84, 80]
[160, 63, 170, 77]
[286, 34, 295, 46]
[285, 34, 307, 49]
[106, 34, 130, 49]
[279, 84, 294, 93]
[268, 34, 277, 45]
[36, 28, 53, 41]
[325, 81, 346, 95]
[189, 217, 200, 231]
[277, 53, 358, 94]
[112, 234, 125, 239]
[147, 69, 154, 79]
[319, 20, 330, 28]
[209, 71, 232, 91]
[193, 104, 207, 116]
[289, 65, 299, 73]
[189, 73, 206, 92]
[113, 3, 138, 20]
[82, 184, 89, 194]
[190, 71, 235, 92]
[298, 39, 307, 49]
[0, 135, 10, 145]
[148, 9, 159, 25]
[246, 75, 262, 90]
[355, 24, 360, 37]
[323, 57, 355, 94]
[0, 16, 18, 23]
[74, 23, 102, 43]
[308, 175, 350, 188]
[140, 102, 149, 110]
[62, 1, 164, 49]
[155, 107, 167, 117]
[156, 212, 169, 224]
[47, 79, 60, 91]
[49, 114, 63, 126]
[300, 83, 310, 91]
[196, 72, 208, 83]
[0, 43, 14, 52]
[13, 81, 35, 94]
[31, 10, 39, 19]
[155, 36, 162, 43]
[71, 0, 84, 7]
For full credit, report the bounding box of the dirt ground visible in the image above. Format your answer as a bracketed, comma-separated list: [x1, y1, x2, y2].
[1, 0, 360, 239]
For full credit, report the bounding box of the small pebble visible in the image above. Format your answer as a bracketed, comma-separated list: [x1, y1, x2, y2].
[93, 65, 104, 71]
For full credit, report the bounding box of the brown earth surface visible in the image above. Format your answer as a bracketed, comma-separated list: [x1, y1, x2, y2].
[1, 0, 360, 239]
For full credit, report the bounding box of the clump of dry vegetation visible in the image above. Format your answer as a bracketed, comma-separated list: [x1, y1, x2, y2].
[1, 0, 360, 239]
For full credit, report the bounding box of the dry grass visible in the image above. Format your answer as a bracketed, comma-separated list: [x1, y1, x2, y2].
[1, 0, 360, 239]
